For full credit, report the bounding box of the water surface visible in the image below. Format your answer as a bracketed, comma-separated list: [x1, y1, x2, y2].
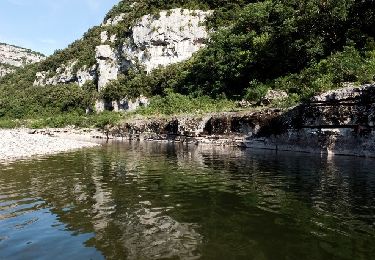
[1, 142, 375, 259]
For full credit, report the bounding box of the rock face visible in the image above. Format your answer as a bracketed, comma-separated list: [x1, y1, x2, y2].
[104, 110, 283, 146]
[0, 64, 16, 77]
[261, 89, 288, 105]
[0, 43, 45, 77]
[244, 84, 375, 157]
[33, 9, 211, 112]
[123, 8, 211, 73]
[34, 62, 97, 87]
[95, 45, 120, 91]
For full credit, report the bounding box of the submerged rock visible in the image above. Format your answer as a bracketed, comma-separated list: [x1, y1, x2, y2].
[122, 208, 202, 260]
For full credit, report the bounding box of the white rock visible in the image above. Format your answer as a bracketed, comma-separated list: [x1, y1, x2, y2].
[101, 31, 108, 43]
[95, 99, 106, 113]
[103, 13, 126, 26]
[34, 61, 77, 86]
[77, 65, 97, 87]
[0, 129, 99, 163]
[124, 8, 212, 72]
[95, 45, 120, 91]
[311, 84, 371, 102]
[110, 34, 117, 43]
[0, 64, 15, 77]
[112, 95, 150, 112]
[0, 43, 45, 77]
[0, 43, 44, 67]
[31, 8, 212, 113]
[262, 89, 288, 105]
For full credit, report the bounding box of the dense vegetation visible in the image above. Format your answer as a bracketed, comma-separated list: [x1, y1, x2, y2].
[106, 0, 375, 101]
[0, 0, 375, 128]
[100, 0, 375, 106]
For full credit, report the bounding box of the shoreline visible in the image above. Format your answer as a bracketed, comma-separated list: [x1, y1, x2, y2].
[1, 125, 375, 164]
[0, 128, 101, 163]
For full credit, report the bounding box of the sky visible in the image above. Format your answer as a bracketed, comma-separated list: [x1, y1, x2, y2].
[0, 0, 120, 55]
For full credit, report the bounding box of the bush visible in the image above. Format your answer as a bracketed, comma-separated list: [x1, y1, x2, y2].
[136, 90, 237, 116]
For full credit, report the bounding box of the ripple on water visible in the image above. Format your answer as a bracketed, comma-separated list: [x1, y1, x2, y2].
[1, 143, 375, 259]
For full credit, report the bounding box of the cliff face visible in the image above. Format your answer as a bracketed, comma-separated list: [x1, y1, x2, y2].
[33, 8, 211, 111]
[0, 43, 45, 77]
[123, 9, 211, 74]
[245, 84, 375, 157]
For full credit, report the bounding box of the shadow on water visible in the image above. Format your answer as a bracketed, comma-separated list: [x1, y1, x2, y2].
[1, 142, 375, 259]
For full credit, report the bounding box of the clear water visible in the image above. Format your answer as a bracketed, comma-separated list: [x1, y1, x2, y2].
[1, 142, 375, 259]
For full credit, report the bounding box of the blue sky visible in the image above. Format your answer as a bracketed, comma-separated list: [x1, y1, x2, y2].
[0, 0, 119, 55]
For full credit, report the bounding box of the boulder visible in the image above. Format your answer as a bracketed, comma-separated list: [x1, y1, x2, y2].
[261, 89, 288, 105]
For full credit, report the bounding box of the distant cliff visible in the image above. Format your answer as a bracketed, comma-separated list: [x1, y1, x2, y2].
[0, 43, 45, 77]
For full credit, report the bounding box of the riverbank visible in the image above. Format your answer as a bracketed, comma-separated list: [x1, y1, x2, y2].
[1, 84, 375, 160]
[102, 84, 375, 158]
[0, 129, 100, 163]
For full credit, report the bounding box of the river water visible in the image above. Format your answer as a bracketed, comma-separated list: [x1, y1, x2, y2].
[1, 142, 375, 259]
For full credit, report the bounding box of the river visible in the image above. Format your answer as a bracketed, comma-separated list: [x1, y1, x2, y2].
[1, 142, 375, 259]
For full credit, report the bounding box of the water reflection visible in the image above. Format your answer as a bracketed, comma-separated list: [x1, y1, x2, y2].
[0, 142, 375, 259]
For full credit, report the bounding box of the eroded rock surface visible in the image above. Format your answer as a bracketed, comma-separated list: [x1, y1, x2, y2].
[123, 8, 211, 73]
[33, 9, 211, 86]
[0, 43, 45, 77]
[244, 84, 375, 157]
[102, 84, 375, 157]
[261, 89, 288, 105]
[34, 62, 97, 87]
[105, 110, 283, 146]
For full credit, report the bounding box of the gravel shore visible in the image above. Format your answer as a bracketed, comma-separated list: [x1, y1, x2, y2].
[0, 129, 101, 162]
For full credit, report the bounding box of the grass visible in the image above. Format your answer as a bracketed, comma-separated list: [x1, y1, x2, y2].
[0, 94, 249, 129]
[0, 112, 124, 129]
[135, 92, 239, 116]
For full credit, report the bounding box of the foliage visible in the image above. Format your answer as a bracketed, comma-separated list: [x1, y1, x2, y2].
[273, 45, 375, 99]
[136, 90, 237, 116]
[1, 0, 375, 127]
[0, 83, 94, 119]
[102, 0, 375, 103]
[166, 0, 373, 99]
[0, 112, 124, 129]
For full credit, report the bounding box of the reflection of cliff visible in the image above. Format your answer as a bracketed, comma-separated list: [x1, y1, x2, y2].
[121, 207, 202, 259]
[2, 143, 375, 259]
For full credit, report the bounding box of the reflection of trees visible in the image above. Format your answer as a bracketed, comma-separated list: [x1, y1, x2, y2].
[1, 143, 375, 259]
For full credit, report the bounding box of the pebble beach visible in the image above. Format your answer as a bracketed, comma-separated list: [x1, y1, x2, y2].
[0, 129, 101, 162]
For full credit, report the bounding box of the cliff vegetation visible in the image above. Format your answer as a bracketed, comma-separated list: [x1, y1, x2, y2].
[0, 0, 374, 128]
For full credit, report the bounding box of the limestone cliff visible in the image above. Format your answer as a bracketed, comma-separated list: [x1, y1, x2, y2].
[0, 43, 45, 77]
[33, 8, 211, 111]
[244, 84, 375, 157]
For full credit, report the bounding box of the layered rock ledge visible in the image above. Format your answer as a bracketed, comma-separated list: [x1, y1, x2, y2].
[103, 84, 375, 157]
[244, 84, 375, 157]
